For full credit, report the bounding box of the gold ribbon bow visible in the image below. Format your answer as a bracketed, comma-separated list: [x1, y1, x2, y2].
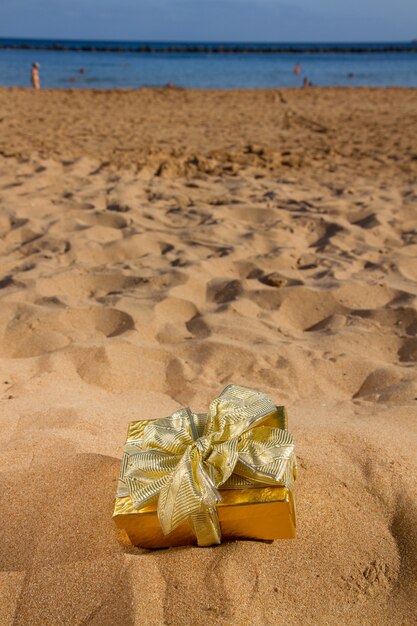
[123, 385, 295, 546]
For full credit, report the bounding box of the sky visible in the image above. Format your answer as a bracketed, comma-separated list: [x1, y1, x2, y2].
[1, 0, 417, 42]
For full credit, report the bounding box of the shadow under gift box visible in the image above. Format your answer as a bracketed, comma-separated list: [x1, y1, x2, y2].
[113, 407, 296, 549]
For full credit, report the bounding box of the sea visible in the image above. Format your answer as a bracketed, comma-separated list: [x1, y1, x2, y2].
[0, 38, 417, 89]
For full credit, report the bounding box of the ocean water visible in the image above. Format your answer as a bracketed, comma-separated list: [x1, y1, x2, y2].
[0, 39, 416, 89]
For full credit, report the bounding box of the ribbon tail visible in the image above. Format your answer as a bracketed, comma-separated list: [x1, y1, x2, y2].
[191, 455, 222, 546]
[189, 506, 222, 547]
[157, 447, 222, 546]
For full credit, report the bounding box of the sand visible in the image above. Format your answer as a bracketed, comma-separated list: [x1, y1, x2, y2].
[0, 87, 416, 625]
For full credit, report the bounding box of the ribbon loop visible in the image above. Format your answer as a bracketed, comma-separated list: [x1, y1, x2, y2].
[124, 385, 296, 546]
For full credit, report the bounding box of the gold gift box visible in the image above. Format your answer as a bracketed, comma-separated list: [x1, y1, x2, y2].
[113, 407, 296, 549]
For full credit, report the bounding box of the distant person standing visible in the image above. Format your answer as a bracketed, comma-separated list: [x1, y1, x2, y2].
[293, 63, 301, 76]
[31, 62, 40, 89]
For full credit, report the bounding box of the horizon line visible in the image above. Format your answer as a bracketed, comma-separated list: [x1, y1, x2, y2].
[1, 35, 416, 45]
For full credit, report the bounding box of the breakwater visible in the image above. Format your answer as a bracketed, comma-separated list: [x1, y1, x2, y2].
[1, 40, 417, 54]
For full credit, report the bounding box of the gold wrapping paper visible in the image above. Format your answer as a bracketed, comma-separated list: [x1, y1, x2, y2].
[113, 386, 296, 548]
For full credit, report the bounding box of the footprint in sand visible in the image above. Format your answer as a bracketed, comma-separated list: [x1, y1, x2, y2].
[0, 303, 135, 358]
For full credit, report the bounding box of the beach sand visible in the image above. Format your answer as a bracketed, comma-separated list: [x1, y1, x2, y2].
[0, 87, 416, 625]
